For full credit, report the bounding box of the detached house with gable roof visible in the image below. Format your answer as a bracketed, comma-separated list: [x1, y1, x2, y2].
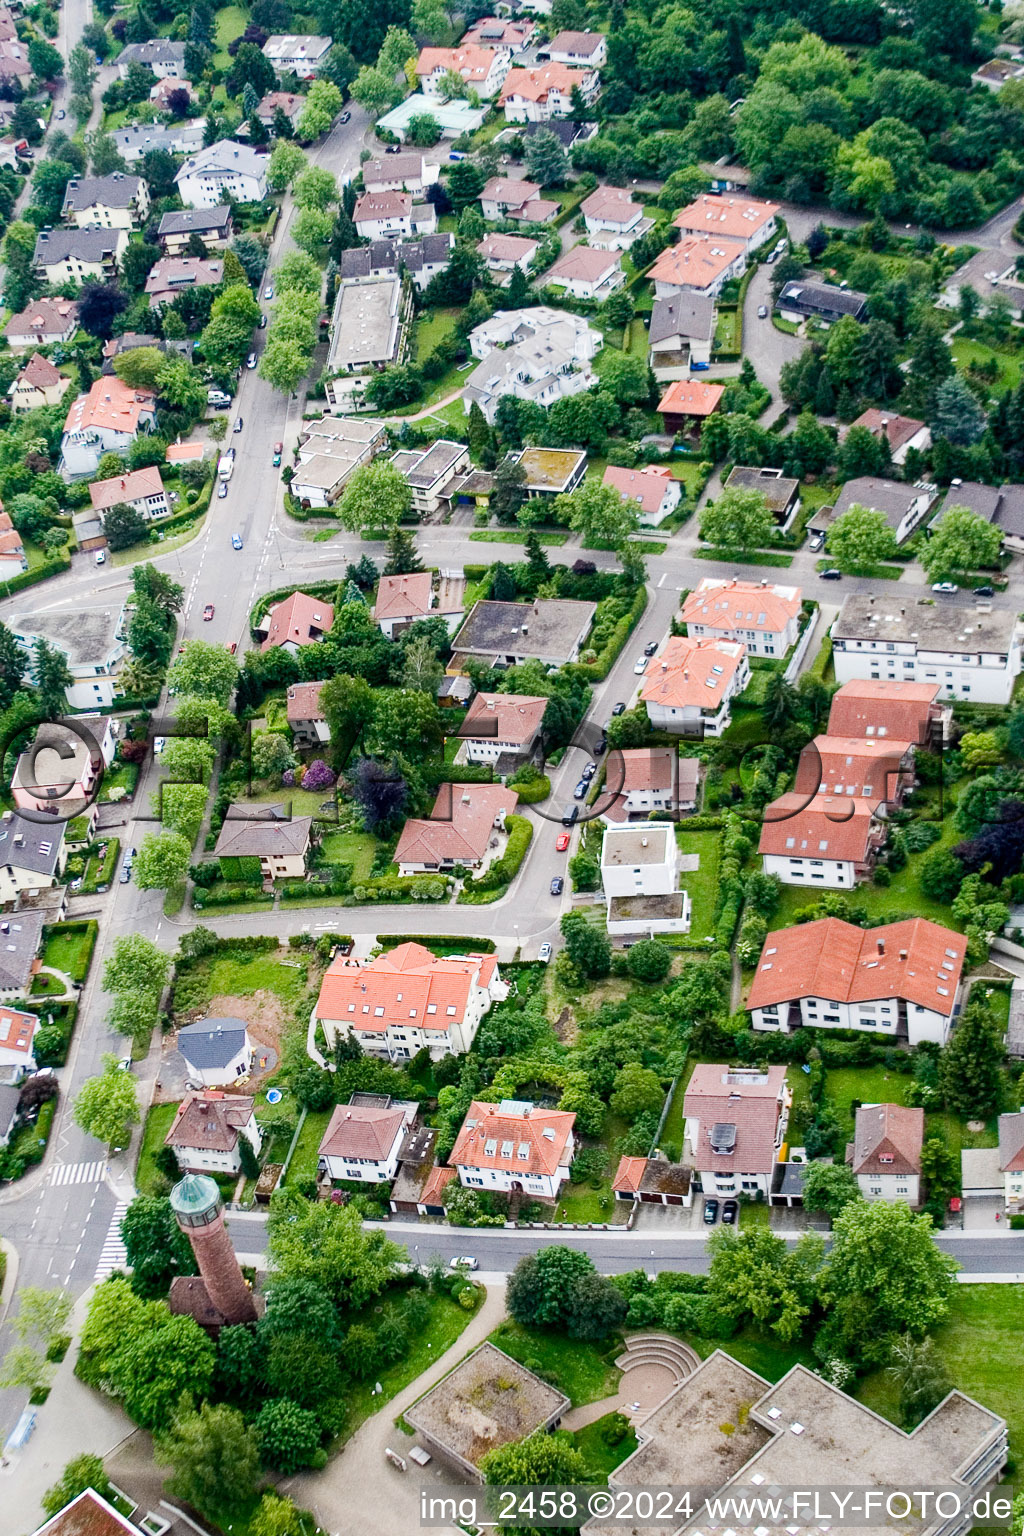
[8, 353, 71, 414]
[395, 783, 518, 875]
[581, 185, 652, 249]
[59, 376, 156, 481]
[4, 296, 78, 352]
[998, 1112, 1024, 1212]
[681, 577, 801, 659]
[257, 590, 334, 654]
[314, 941, 508, 1061]
[452, 1099, 576, 1199]
[683, 1064, 791, 1200]
[649, 234, 746, 301]
[61, 172, 150, 230]
[673, 193, 779, 256]
[748, 917, 967, 1046]
[416, 43, 511, 98]
[214, 805, 313, 880]
[34, 227, 128, 286]
[88, 465, 169, 523]
[499, 62, 599, 122]
[640, 635, 749, 736]
[848, 1102, 924, 1204]
[352, 190, 437, 241]
[286, 681, 329, 750]
[480, 176, 558, 224]
[164, 1089, 261, 1174]
[175, 141, 268, 208]
[456, 692, 547, 765]
[758, 793, 886, 889]
[318, 1096, 416, 1183]
[602, 465, 682, 528]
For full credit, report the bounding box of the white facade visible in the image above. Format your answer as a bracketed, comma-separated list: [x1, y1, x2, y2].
[501, 66, 598, 122]
[325, 969, 507, 1063]
[321, 1129, 405, 1183]
[761, 851, 863, 891]
[261, 34, 332, 77]
[641, 645, 750, 738]
[751, 991, 957, 1048]
[170, 1113, 261, 1176]
[601, 824, 679, 901]
[858, 1168, 921, 1203]
[457, 1157, 570, 1199]
[464, 305, 602, 424]
[419, 47, 510, 98]
[175, 143, 268, 208]
[831, 627, 1022, 705]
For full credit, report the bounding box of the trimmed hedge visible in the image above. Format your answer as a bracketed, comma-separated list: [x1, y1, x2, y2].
[249, 579, 340, 633]
[566, 584, 648, 683]
[460, 813, 532, 898]
[805, 634, 833, 681]
[193, 883, 273, 908]
[0, 547, 71, 599]
[219, 854, 263, 882]
[379, 933, 496, 952]
[509, 772, 550, 804]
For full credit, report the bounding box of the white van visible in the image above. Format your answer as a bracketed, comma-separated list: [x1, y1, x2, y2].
[207, 388, 232, 408]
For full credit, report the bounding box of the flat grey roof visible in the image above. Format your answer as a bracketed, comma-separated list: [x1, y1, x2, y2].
[452, 598, 595, 661]
[407, 1342, 569, 1475]
[603, 826, 671, 866]
[833, 593, 1020, 653]
[326, 277, 403, 372]
[726, 465, 799, 512]
[10, 606, 122, 668]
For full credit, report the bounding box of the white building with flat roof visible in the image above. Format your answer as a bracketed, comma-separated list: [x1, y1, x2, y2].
[324, 277, 410, 410]
[831, 594, 1022, 705]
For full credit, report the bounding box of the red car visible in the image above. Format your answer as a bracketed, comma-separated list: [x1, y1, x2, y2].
[203, 603, 215, 621]
[556, 832, 570, 852]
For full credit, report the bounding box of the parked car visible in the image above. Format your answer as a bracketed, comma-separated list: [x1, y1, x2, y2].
[611, 702, 626, 716]
[246, 352, 257, 370]
[119, 867, 131, 884]
[703, 1198, 719, 1224]
[633, 656, 648, 674]
[973, 584, 995, 597]
[573, 779, 588, 799]
[273, 441, 283, 466]
[231, 533, 243, 549]
[550, 875, 564, 896]
[931, 581, 958, 595]
[56, 109, 65, 120]
[263, 285, 274, 300]
[95, 550, 106, 565]
[449, 1256, 478, 1270]
[594, 734, 607, 755]
[259, 313, 268, 328]
[556, 832, 570, 852]
[643, 641, 658, 656]
[537, 942, 552, 963]
[820, 568, 842, 580]
[581, 761, 596, 782]
[561, 804, 580, 827]
[153, 738, 165, 754]
[233, 417, 243, 433]
[757, 304, 768, 318]
[339, 110, 351, 124]
[217, 482, 228, 499]
[721, 1200, 738, 1225]
[203, 603, 214, 621]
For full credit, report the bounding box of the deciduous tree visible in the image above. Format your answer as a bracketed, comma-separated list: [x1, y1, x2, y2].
[133, 832, 192, 892]
[73, 1055, 139, 1146]
[825, 503, 897, 570]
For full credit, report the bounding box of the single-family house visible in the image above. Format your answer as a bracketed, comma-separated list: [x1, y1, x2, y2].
[340, 232, 454, 292]
[390, 439, 469, 514]
[832, 476, 937, 546]
[34, 227, 127, 285]
[0, 906, 47, 999]
[849, 409, 932, 466]
[725, 465, 801, 532]
[0, 1005, 38, 1076]
[314, 942, 508, 1061]
[758, 793, 886, 888]
[257, 591, 334, 654]
[748, 916, 966, 1046]
[323, 277, 410, 410]
[479, 175, 556, 223]
[512, 445, 587, 497]
[394, 783, 518, 874]
[286, 680, 329, 750]
[580, 184, 652, 250]
[827, 679, 946, 747]
[599, 747, 700, 824]
[776, 280, 868, 324]
[61, 173, 149, 230]
[640, 635, 749, 737]
[373, 571, 437, 638]
[831, 593, 1022, 705]
[416, 43, 511, 98]
[59, 377, 156, 481]
[110, 120, 207, 164]
[541, 244, 624, 300]
[9, 605, 127, 709]
[673, 193, 779, 255]
[602, 464, 681, 528]
[848, 1102, 924, 1204]
[600, 822, 691, 936]
[317, 1096, 415, 1183]
[451, 1099, 575, 1199]
[261, 33, 332, 77]
[462, 16, 536, 51]
[683, 1063, 790, 1199]
[352, 190, 437, 240]
[998, 1112, 1024, 1212]
[8, 353, 70, 414]
[499, 62, 599, 122]
[544, 30, 607, 67]
[164, 1089, 261, 1175]
[177, 1017, 253, 1089]
[12, 717, 115, 820]
[477, 231, 540, 276]
[214, 805, 313, 880]
[0, 510, 27, 575]
[464, 305, 602, 423]
[117, 38, 188, 77]
[648, 292, 715, 377]
[156, 206, 233, 254]
[88, 465, 169, 523]
[144, 254, 224, 308]
[457, 692, 547, 764]
[657, 378, 724, 433]
[362, 152, 440, 196]
[681, 577, 802, 659]
[175, 141, 268, 207]
[255, 90, 303, 131]
[150, 75, 194, 109]
[649, 234, 746, 300]
[451, 597, 596, 669]
[4, 297, 78, 352]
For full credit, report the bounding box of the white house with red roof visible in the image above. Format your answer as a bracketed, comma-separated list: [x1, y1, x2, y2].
[257, 590, 334, 654]
[8, 353, 71, 414]
[164, 1089, 261, 1175]
[0, 1004, 38, 1076]
[395, 783, 518, 874]
[88, 464, 169, 523]
[602, 465, 681, 528]
[456, 692, 547, 764]
[683, 1064, 790, 1200]
[649, 235, 747, 301]
[848, 1102, 924, 1203]
[59, 377, 157, 481]
[849, 409, 931, 467]
[581, 185, 653, 250]
[480, 176, 556, 223]
[747, 917, 966, 1046]
[499, 62, 599, 122]
[0, 510, 26, 576]
[758, 793, 886, 889]
[545, 30, 607, 67]
[314, 941, 508, 1061]
[541, 245, 624, 300]
[599, 747, 699, 823]
[4, 296, 78, 352]
[477, 232, 540, 276]
[673, 194, 779, 256]
[792, 734, 916, 809]
[826, 679, 946, 746]
[352, 190, 437, 240]
[640, 635, 749, 737]
[451, 1098, 576, 1199]
[998, 1112, 1024, 1211]
[416, 43, 512, 98]
[681, 578, 802, 659]
[373, 571, 435, 638]
[318, 1096, 417, 1182]
[461, 16, 536, 52]
[286, 680, 329, 749]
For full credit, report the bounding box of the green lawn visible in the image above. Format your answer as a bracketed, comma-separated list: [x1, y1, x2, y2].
[824, 1065, 909, 1139]
[99, 764, 139, 802]
[204, 951, 310, 1008]
[489, 1319, 622, 1406]
[343, 1291, 478, 1441]
[319, 829, 378, 883]
[136, 1102, 178, 1195]
[857, 1286, 1024, 1460]
[691, 1324, 816, 1380]
[675, 827, 722, 942]
[469, 529, 567, 546]
[213, 3, 248, 67]
[951, 337, 1023, 396]
[570, 1414, 638, 1480]
[41, 925, 96, 982]
[283, 1107, 332, 1187]
[232, 783, 334, 817]
[552, 1182, 617, 1223]
[411, 306, 460, 361]
[714, 308, 741, 352]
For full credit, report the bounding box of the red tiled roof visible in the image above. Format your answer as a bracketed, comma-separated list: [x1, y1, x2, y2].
[851, 409, 927, 455]
[683, 1064, 787, 1176]
[748, 916, 966, 1015]
[681, 577, 801, 637]
[673, 193, 778, 243]
[481, 175, 540, 205]
[500, 62, 587, 102]
[315, 941, 498, 1035]
[547, 29, 604, 55]
[792, 735, 914, 804]
[165, 1090, 255, 1153]
[640, 635, 745, 711]
[478, 232, 539, 262]
[657, 378, 725, 418]
[166, 441, 204, 462]
[602, 464, 675, 516]
[420, 1163, 457, 1204]
[827, 680, 941, 745]
[451, 1099, 575, 1177]
[395, 783, 518, 867]
[757, 793, 882, 864]
[544, 245, 620, 284]
[0, 1005, 37, 1057]
[613, 1154, 648, 1193]
[5, 296, 78, 342]
[33, 1489, 144, 1536]
[319, 1102, 406, 1160]
[88, 464, 164, 512]
[286, 679, 325, 723]
[261, 590, 334, 651]
[649, 235, 745, 293]
[353, 190, 412, 222]
[459, 691, 546, 747]
[850, 1102, 923, 1177]
[373, 571, 433, 623]
[64, 376, 155, 436]
[416, 43, 503, 80]
[581, 185, 641, 223]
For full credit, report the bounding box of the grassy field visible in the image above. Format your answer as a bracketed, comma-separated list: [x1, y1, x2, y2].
[283, 1107, 332, 1186]
[343, 1291, 478, 1440]
[213, 3, 248, 67]
[319, 829, 378, 883]
[204, 950, 310, 1009]
[411, 307, 460, 361]
[857, 1286, 1024, 1459]
[41, 925, 95, 982]
[553, 1181, 617, 1223]
[570, 1413, 638, 1480]
[469, 529, 567, 546]
[690, 1322, 815, 1380]
[489, 1319, 622, 1406]
[951, 337, 1023, 396]
[136, 1102, 178, 1195]
[232, 783, 334, 817]
[675, 827, 722, 942]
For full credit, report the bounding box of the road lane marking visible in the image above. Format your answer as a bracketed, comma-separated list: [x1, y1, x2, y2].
[49, 1159, 106, 1187]
[94, 1202, 129, 1280]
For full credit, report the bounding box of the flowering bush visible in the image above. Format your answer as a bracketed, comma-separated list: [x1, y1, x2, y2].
[281, 769, 296, 787]
[302, 759, 336, 791]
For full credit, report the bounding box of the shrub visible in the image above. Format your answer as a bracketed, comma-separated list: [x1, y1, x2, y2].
[303, 758, 336, 791]
[626, 939, 672, 983]
[467, 815, 533, 892]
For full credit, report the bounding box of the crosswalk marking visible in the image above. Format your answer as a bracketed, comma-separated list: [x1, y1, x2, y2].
[94, 1203, 128, 1281]
[49, 1159, 106, 1188]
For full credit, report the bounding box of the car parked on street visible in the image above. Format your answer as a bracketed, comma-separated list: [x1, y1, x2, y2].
[550, 875, 564, 896]
[573, 779, 588, 799]
[556, 832, 570, 852]
[643, 641, 658, 656]
[449, 1256, 478, 1270]
[931, 581, 958, 595]
[581, 761, 596, 782]
[231, 533, 243, 549]
[217, 482, 227, 498]
[820, 568, 842, 580]
[758, 304, 768, 318]
[273, 441, 283, 466]
[973, 584, 995, 597]
[633, 656, 648, 674]
[611, 702, 626, 716]
[233, 417, 243, 432]
[246, 352, 257, 370]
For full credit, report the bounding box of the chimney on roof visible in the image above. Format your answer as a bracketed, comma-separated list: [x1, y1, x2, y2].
[899, 949, 907, 961]
[877, 937, 885, 955]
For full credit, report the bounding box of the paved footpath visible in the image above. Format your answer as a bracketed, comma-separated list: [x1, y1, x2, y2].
[287, 1283, 508, 1536]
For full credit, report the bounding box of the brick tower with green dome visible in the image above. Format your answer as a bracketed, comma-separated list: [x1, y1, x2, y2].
[168, 1172, 258, 1330]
